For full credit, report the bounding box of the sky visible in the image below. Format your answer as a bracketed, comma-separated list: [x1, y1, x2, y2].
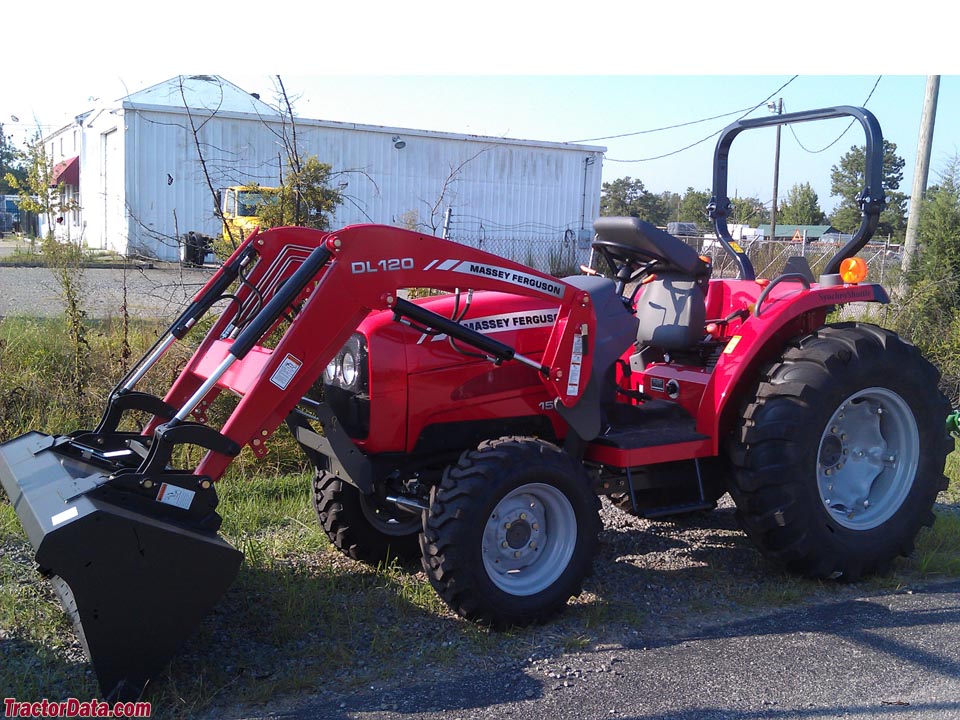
[5, 4, 958, 219]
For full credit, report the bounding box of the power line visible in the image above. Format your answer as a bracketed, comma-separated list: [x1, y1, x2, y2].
[606, 76, 799, 163]
[787, 76, 882, 154]
[566, 106, 755, 143]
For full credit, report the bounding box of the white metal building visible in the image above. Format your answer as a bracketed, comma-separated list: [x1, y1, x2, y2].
[40, 75, 605, 269]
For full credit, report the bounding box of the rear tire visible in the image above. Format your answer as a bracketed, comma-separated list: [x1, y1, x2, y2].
[421, 437, 601, 627]
[312, 470, 421, 564]
[728, 323, 952, 580]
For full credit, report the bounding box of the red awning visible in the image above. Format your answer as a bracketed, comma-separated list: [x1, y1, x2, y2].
[50, 155, 79, 187]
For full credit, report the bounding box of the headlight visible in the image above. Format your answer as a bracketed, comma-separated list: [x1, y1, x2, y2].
[341, 351, 358, 386]
[317, 333, 370, 439]
[324, 357, 340, 383]
[321, 333, 368, 395]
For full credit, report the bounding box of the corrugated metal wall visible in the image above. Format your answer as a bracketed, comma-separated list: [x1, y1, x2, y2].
[120, 107, 604, 268]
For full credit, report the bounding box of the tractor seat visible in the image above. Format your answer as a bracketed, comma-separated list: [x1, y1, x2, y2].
[593, 217, 706, 276]
[635, 272, 706, 350]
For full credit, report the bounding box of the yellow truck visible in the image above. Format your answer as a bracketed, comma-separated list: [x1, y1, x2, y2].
[181, 186, 279, 265]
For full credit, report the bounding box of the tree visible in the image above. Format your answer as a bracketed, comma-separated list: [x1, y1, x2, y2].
[677, 187, 712, 229]
[778, 182, 827, 225]
[3, 134, 73, 234]
[912, 156, 960, 285]
[890, 156, 960, 393]
[0, 123, 26, 195]
[257, 156, 344, 231]
[600, 177, 669, 225]
[729, 196, 769, 226]
[658, 190, 682, 223]
[829, 140, 907, 238]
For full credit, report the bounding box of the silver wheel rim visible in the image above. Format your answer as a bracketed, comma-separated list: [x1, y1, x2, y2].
[816, 387, 920, 530]
[482, 483, 578, 596]
[359, 494, 421, 537]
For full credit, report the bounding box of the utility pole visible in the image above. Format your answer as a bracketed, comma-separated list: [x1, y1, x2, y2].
[768, 98, 783, 242]
[902, 76, 941, 274]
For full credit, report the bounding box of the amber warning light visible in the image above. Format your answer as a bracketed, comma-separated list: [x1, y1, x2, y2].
[839, 257, 868, 284]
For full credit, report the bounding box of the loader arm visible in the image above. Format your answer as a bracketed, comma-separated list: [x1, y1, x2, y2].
[152, 224, 597, 481]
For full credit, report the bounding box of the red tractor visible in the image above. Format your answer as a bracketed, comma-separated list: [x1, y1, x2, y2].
[0, 106, 951, 699]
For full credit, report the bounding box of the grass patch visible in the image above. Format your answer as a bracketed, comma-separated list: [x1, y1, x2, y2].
[914, 512, 960, 578]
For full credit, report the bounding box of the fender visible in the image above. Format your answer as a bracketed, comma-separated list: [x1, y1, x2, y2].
[698, 280, 890, 451]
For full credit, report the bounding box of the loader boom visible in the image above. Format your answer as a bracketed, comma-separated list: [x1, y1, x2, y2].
[148, 224, 599, 482]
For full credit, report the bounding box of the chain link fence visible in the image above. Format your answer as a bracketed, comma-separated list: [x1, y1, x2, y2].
[448, 229, 904, 284]
[450, 230, 592, 277]
[685, 236, 904, 284]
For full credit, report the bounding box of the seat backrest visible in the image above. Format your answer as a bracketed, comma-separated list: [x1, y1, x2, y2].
[635, 272, 706, 350]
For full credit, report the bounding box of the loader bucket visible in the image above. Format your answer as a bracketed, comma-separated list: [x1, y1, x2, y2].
[0, 431, 243, 700]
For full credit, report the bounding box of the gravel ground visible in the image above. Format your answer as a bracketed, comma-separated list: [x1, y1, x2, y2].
[0, 264, 214, 320]
[205, 494, 960, 720]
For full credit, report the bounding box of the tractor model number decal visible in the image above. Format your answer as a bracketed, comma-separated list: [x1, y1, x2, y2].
[270, 354, 302, 390]
[156, 482, 196, 510]
[418, 309, 559, 343]
[351, 258, 415, 273]
[423, 259, 565, 298]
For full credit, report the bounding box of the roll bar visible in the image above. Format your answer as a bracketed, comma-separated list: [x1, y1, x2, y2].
[708, 106, 886, 280]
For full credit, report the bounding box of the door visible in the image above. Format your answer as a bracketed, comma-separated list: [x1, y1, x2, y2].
[102, 129, 120, 251]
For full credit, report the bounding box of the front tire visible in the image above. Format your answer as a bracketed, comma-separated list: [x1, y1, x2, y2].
[728, 323, 952, 580]
[312, 470, 422, 564]
[421, 437, 601, 627]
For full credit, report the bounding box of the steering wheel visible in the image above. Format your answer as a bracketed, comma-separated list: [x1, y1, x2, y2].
[592, 239, 661, 292]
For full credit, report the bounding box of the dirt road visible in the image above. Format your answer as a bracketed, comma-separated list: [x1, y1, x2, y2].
[0, 264, 213, 320]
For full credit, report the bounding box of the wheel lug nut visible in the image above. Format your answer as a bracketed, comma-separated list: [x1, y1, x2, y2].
[514, 551, 521, 558]
[502, 541, 509, 548]
[520, 513, 527, 521]
[532, 523, 539, 531]
[529, 541, 537, 550]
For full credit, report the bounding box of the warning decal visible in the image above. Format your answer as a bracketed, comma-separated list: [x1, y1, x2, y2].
[566, 334, 584, 396]
[156, 483, 196, 510]
[723, 335, 743, 354]
[270, 354, 302, 390]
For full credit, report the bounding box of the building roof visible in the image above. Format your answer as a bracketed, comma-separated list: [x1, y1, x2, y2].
[758, 224, 839, 239]
[50, 155, 79, 187]
[117, 75, 605, 154]
[121, 75, 278, 117]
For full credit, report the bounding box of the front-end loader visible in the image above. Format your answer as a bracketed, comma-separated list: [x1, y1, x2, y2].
[0, 106, 951, 699]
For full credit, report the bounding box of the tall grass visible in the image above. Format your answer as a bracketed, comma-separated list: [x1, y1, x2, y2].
[0, 316, 306, 477]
